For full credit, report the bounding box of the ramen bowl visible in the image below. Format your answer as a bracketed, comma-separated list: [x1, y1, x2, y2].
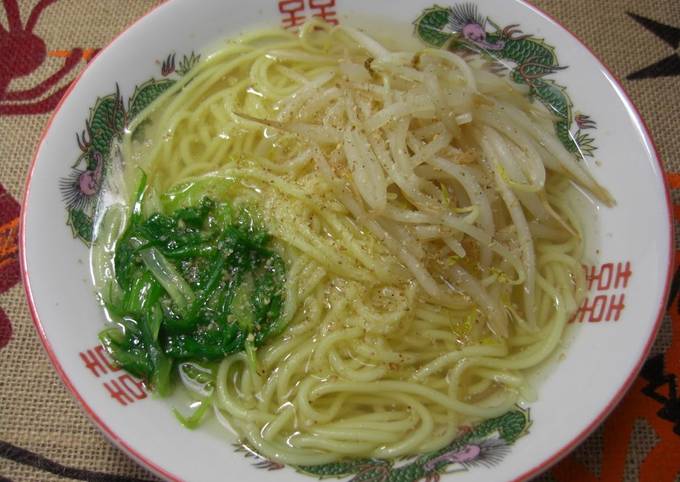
[20, 0, 672, 481]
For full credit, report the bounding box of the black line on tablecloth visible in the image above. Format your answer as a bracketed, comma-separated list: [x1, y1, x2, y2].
[0, 440, 153, 482]
[667, 265, 680, 311]
[628, 12, 680, 49]
[627, 12, 680, 79]
[641, 355, 680, 436]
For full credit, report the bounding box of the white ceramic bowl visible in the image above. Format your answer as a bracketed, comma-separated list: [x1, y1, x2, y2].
[21, 1, 673, 481]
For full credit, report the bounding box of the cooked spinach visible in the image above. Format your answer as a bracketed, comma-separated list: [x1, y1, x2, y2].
[100, 174, 286, 395]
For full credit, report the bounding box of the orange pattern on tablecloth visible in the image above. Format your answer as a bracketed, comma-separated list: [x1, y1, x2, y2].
[666, 173, 680, 189]
[48, 48, 100, 62]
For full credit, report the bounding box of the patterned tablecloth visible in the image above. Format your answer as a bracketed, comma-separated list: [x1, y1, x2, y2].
[0, 1, 679, 481]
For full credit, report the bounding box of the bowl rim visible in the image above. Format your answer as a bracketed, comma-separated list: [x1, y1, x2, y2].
[18, 1, 675, 481]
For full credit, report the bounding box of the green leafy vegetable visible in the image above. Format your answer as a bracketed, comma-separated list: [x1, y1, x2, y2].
[173, 399, 213, 429]
[100, 174, 286, 395]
